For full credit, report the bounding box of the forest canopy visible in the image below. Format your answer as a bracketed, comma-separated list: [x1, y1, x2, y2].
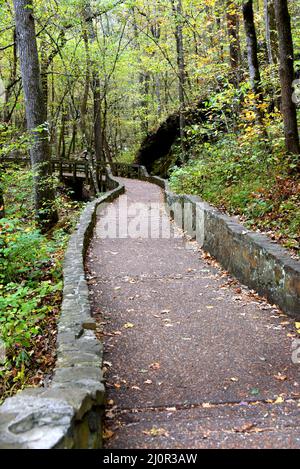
[0, 0, 298, 166]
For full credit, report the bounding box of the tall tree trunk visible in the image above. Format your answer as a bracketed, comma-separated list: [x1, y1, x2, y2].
[93, 75, 103, 163]
[243, 1, 262, 94]
[132, 8, 151, 136]
[264, 0, 278, 65]
[80, 27, 91, 152]
[3, 28, 18, 123]
[84, 4, 104, 164]
[171, 0, 186, 161]
[243, 0, 267, 133]
[274, 0, 300, 159]
[40, 38, 49, 117]
[13, 0, 58, 231]
[59, 110, 66, 160]
[80, 20, 100, 194]
[226, 1, 241, 85]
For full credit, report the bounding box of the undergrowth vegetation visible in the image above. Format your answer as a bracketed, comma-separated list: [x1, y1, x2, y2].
[0, 167, 82, 401]
[169, 122, 300, 254]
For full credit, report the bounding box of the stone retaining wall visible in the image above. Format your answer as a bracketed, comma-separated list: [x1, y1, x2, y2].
[135, 165, 300, 318]
[1, 164, 299, 449]
[0, 172, 125, 449]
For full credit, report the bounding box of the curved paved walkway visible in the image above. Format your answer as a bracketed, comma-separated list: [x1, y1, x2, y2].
[86, 178, 300, 449]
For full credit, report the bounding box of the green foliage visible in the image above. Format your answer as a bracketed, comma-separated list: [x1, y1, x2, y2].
[0, 215, 67, 370]
[0, 167, 82, 396]
[169, 132, 300, 253]
[116, 149, 136, 164]
[0, 220, 47, 283]
[0, 281, 61, 366]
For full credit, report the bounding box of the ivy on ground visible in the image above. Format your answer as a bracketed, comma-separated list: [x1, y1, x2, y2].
[0, 168, 82, 402]
[169, 121, 300, 255]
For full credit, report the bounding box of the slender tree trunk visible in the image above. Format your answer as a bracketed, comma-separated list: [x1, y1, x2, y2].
[155, 75, 162, 117]
[243, 1, 262, 94]
[93, 75, 103, 163]
[171, 0, 186, 161]
[67, 122, 77, 158]
[84, 4, 104, 163]
[243, 0, 268, 134]
[3, 28, 17, 123]
[274, 0, 300, 159]
[80, 27, 91, 152]
[132, 9, 150, 136]
[264, 0, 278, 65]
[226, 1, 241, 85]
[13, 0, 58, 231]
[40, 39, 49, 117]
[59, 111, 66, 160]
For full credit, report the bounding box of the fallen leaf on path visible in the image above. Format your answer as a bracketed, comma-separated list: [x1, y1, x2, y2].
[143, 427, 169, 437]
[132, 385, 142, 391]
[274, 396, 285, 404]
[124, 323, 135, 329]
[230, 377, 239, 382]
[274, 373, 287, 382]
[103, 429, 114, 440]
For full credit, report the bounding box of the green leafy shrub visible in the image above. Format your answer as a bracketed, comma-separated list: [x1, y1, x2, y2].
[0, 167, 82, 398]
[0, 219, 48, 283]
[169, 132, 300, 253]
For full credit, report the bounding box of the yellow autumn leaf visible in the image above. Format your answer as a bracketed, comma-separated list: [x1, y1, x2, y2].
[274, 396, 284, 404]
[143, 427, 169, 437]
[124, 322, 135, 329]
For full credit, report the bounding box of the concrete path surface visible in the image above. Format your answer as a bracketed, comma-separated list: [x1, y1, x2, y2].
[86, 178, 300, 449]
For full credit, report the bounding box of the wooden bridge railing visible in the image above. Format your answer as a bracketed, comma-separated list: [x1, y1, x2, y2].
[1, 157, 108, 192]
[1, 158, 149, 193]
